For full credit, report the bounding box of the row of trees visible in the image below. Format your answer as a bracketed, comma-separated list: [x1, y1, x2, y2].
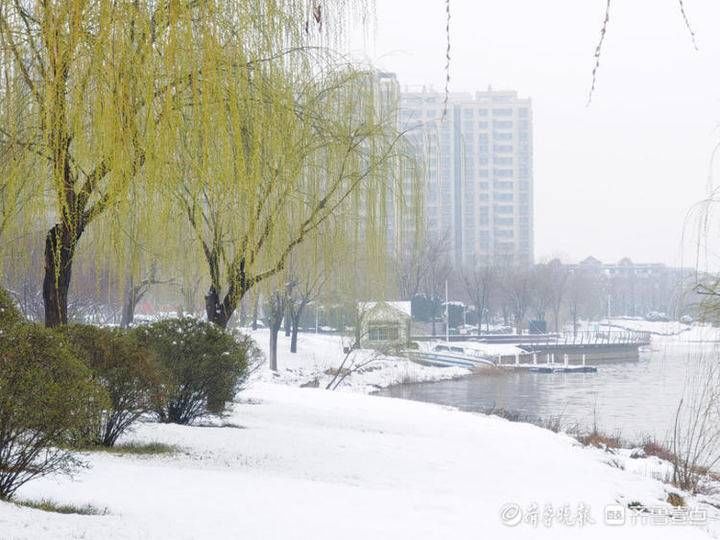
[395, 237, 694, 334]
[0, 1, 416, 331]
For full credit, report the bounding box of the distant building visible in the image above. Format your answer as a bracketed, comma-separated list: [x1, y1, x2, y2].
[395, 86, 533, 268]
[358, 301, 412, 348]
[571, 257, 695, 318]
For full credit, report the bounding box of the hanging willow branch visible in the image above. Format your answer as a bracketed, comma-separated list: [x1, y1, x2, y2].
[587, 0, 611, 106]
[0, 0, 382, 327]
[442, 0, 451, 119]
[677, 0, 699, 51]
[588, 0, 700, 106]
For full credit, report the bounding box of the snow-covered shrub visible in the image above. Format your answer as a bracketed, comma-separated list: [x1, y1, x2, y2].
[133, 318, 252, 424]
[58, 325, 164, 447]
[0, 324, 107, 500]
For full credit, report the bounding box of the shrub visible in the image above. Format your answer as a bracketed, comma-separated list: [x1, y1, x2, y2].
[134, 318, 252, 424]
[0, 324, 107, 500]
[58, 325, 164, 447]
[0, 287, 22, 331]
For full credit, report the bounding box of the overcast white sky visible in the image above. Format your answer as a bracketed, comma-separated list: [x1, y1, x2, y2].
[357, 0, 720, 267]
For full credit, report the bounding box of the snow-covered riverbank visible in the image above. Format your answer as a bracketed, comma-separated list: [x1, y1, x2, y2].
[247, 328, 471, 392]
[2, 325, 719, 539]
[2, 382, 717, 539]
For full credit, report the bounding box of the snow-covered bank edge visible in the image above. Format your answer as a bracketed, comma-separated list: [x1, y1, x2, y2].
[1, 382, 718, 539]
[246, 328, 472, 393]
[246, 327, 720, 536]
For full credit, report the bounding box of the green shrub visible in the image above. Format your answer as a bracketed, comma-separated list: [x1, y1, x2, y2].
[133, 318, 252, 424]
[0, 287, 23, 331]
[58, 325, 164, 447]
[0, 324, 107, 500]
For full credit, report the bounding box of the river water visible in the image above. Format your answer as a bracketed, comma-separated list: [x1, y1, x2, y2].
[377, 339, 719, 443]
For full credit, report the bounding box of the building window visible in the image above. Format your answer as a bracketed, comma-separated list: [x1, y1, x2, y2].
[493, 120, 513, 129]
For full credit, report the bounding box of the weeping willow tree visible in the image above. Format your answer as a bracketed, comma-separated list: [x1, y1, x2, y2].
[0, 0, 377, 327]
[170, 59, 417, 328]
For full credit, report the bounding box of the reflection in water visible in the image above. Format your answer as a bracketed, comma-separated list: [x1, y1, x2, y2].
[377, 342, 718, 442]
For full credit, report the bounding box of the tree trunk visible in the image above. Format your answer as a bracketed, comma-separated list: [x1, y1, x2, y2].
[572, 309, 578, 339]
[284, 306, 291, 337]
[290, 302, 307, 354]
[269, 327, 279, 370]
[43, 223, 78, 328]
[120, 295, 135, 328]
[120, 278, 137, 329]
[251, 294, 259, 330]
[205, 285, 232, 329]
[290, 315, 299, 353]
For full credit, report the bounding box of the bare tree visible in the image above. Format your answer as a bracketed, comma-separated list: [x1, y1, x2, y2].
[566, 268, 593, 338]
[531, 260, 568, 332]
[264, 289, 288, 371]
[421, 233, 452, 337]
[546, 259, 569, 333]
[504, 267, 533, 335]
[462, 265, 496, 336]
[287, 270, 326, 353]
[671, 357, 720, 493]
[395, 241, 430, 301]
[120, 263, 174, 328]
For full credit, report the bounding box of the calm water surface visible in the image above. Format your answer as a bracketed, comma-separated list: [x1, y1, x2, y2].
[377, 341, 719, 442]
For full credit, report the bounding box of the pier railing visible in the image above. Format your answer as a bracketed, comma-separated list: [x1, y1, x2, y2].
[525, 330, 651, 348]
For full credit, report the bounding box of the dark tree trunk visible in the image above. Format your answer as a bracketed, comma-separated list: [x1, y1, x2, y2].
[205, 285, 232, 329]
[43, 223, 79, 328]
[120, 295, 135, 328]
[120, 278, 138, 329]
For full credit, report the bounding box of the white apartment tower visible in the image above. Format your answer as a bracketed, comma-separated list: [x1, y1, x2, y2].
[398, 87, 534, 267]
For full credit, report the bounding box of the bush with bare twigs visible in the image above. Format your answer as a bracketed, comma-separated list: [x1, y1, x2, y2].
[0, 324, 107, 499]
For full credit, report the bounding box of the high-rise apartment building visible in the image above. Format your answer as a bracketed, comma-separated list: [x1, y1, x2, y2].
[397, 87, 534, 268]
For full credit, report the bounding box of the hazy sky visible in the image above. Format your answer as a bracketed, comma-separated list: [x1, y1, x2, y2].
[358, 0, 720, 267]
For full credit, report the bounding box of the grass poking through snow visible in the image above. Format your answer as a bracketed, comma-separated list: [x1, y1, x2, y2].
[86, 441, 178, 456]
[13, 498, 108, 515]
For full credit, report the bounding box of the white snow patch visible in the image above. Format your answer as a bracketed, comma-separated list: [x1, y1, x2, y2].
[1, 383, 717, 539]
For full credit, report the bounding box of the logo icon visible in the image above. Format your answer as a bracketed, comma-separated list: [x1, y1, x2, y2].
[500, 503, 523, 527]
[603, 504, 626, 526]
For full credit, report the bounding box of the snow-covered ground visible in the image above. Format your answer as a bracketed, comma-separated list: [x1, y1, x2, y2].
[600, 318, 720, 343]
[247, 328, 471, 392]
[2, 382, 717, 539]
[3, 324, 720, 538]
